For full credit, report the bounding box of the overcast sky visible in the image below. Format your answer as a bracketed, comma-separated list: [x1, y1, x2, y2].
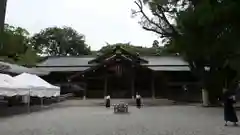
[5, 0, 159, 50]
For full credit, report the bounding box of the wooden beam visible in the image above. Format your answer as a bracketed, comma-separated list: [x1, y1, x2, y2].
[83, 83, 87, 100]
[0, 0, 7, 33]
[131, 70, 135, 99]
[151, 72, 155, 99]
[104, 75, 108, 98]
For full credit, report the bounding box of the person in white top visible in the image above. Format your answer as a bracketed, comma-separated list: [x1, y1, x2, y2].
[136, 92, 141, 108]
[106, 95, 110, 99]
[105, 95, 111, 108]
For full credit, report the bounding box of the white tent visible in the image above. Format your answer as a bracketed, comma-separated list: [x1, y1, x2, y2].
[13, 73, 60, 97]
[0, 74, 30, 96]
[0, 80, 17, 97]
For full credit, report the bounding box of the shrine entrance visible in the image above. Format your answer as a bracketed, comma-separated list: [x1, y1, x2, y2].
[107, 64, 132, 98]
[70, 45, 151, 98]
[108, 76, 131, 98]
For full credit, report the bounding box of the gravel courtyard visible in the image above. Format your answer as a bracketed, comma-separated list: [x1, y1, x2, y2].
[0, 105, 240, 135]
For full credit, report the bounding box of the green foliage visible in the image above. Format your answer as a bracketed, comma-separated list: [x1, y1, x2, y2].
[16, 48, 39, 66]
[98, 42, 165, 56]
[0, 24, 29, 58]
[0, 24, 39, 65]
[134, 0, 240, 102]
[174, 0, 240, 84]
[30, 26, 91, 56]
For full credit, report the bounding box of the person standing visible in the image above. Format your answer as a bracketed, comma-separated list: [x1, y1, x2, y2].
[136, 93, 141, 108]
[223, 90, 238, 126]
[105, 95, 111, 108]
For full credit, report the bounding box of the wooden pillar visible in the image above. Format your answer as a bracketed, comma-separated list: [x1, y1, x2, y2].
[0, 0, 7, 33]
[82, 76, 87, 100]
[131, 71, 135, 99]
[151, 72, 155, 99]
[104, 76, 108, 98]
[83, 83, 86, 100]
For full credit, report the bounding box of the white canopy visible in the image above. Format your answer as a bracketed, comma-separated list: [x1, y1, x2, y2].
[0, 74, 30, 96]
[0, 80, 17, 97]
[13, 73, 60, 97]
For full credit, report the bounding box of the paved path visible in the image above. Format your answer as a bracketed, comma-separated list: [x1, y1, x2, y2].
[56, 98, 175, 107]
[0, 106, 240, 135]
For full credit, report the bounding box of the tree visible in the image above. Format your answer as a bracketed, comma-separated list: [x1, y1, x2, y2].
[0, 24, 38, 65]
[152, 40, 159, 48]
[30, 26, 91, 56]
[98, 42, 164, 56]
[132, 0, 240, 105]
[1, 24, 29, 57]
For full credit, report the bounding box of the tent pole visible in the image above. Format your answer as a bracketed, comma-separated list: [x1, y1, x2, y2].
[41, 97, 43, 108]
[27, 89, 30, 113]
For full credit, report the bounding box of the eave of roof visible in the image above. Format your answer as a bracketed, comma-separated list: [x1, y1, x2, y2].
[34, 55, 190, 72]
[0, 61, 49, 75]
[37, 56, 188, 66]
[149, 66, 190, 71]
[32, 67, 90, 72]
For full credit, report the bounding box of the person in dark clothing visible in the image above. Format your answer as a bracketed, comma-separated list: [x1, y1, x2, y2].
[105, 95, 110, 108]
[223, 90, 238, 126]
[136, 93, 141, 109]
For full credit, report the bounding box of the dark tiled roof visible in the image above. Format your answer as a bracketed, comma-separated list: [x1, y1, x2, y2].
[32, 67, 89, 72]
[141, 56, 188, 66]
[149, 66, 190, 71]
[35, 56, 189, 72]
[37, 56, 188, 67]
[37, 56, 95, 67]
[0, 61, 49, 75]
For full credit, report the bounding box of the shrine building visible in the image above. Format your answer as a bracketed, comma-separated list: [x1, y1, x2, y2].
[34, 46, 201, 101]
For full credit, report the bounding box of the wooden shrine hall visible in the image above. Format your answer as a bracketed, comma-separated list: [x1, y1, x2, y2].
[34, 46, 201, 101]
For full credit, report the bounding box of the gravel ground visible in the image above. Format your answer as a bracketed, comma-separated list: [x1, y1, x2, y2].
[0, 106, 239, 135]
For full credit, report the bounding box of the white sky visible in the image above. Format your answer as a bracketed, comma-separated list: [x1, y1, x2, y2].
[5, 0, 159, 50]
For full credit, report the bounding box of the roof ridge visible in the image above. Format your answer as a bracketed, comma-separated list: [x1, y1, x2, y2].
[46, 56, 96, 58]
[141, 55, 183, 58]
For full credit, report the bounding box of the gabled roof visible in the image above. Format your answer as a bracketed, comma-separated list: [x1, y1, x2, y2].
[88, 45, 148, 64]
[37, 56, 188, 67]
[35, 56, 189, 72]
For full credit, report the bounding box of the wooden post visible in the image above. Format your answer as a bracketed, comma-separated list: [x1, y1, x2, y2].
[0, 0, 7, 33]
[41, 97, 44, 107]
[27, 89, 31, 113]
[131, 74, 135, 99]
[83, 83, 87, 100]
[202, 89, 209, 106]
[151, 73, 155, 99]
[104, 76, 108, 98]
